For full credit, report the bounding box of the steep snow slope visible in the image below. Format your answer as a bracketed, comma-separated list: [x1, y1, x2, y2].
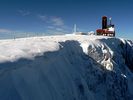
[0, 35, 133, 100]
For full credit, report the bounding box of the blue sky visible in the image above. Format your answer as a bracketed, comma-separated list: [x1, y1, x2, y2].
[0, 0, 133, 39]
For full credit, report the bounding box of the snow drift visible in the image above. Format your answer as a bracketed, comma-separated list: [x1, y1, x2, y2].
[0, 35, 133, 100]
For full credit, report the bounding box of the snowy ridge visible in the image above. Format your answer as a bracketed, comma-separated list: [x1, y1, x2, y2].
[0, 35, 133, 100]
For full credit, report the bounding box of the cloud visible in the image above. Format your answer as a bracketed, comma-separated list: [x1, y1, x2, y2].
[38, 15, 68, 34]
[38, 15, 47, 21]
[38, 15, 64, 26]
[50, 17, 64, 26]
[47, 26, 65, 32]
[18, 10, 31, 16]
[47, 25, 69, 34]
[47, 26, 55, 29]
[0, 29, 13, 33]
[47, 29, 66, 35]
[55, 28, 64, 31]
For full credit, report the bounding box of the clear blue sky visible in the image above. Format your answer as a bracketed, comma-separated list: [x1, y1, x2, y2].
[0, 0, 133, 39]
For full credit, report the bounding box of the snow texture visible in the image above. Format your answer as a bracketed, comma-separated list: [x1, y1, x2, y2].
[0, 35, 133, 100]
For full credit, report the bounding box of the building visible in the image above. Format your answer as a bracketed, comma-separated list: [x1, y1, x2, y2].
[96, 16, 115, 37]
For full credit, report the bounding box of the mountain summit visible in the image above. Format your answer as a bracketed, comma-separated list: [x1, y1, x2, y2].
[0, 35, 133, 100]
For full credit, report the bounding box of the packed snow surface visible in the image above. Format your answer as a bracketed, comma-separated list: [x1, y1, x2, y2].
[0, 35, 133, 100]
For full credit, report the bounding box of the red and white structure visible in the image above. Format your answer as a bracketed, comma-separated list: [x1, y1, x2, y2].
[96, 16, 115, 37]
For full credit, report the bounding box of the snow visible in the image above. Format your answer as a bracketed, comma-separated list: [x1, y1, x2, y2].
[0, 38, 60, 63]
[108, 27, 115, 32]
[0, 35, 133, 100]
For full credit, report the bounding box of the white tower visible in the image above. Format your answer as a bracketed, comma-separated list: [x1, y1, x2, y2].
[74, 24, 77, 34]
[109, 17, 112, 25]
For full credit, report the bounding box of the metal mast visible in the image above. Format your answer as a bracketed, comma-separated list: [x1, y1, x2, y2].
[74, 24, 77, 33]
[109, 17, 112, 25]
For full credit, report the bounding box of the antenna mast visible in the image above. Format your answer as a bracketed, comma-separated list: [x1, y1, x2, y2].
[74, 24, 77, 33]
[109, 17, 112, 25]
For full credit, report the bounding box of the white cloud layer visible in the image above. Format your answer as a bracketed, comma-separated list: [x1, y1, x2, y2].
[18, 10, 31, 16]
[38, 15, 47, 21]
[38, 15, 64, 26]
[38, 15, 67, 34]
[0, 29, 12, 33]
[50, 17, 64, 26]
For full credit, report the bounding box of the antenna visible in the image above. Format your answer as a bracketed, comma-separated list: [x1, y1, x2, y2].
[109, 17, 112, 25]
[74, 24, 77, 33]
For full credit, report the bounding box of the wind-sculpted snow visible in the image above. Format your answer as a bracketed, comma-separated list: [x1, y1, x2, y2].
[0, 35, 133, 100]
